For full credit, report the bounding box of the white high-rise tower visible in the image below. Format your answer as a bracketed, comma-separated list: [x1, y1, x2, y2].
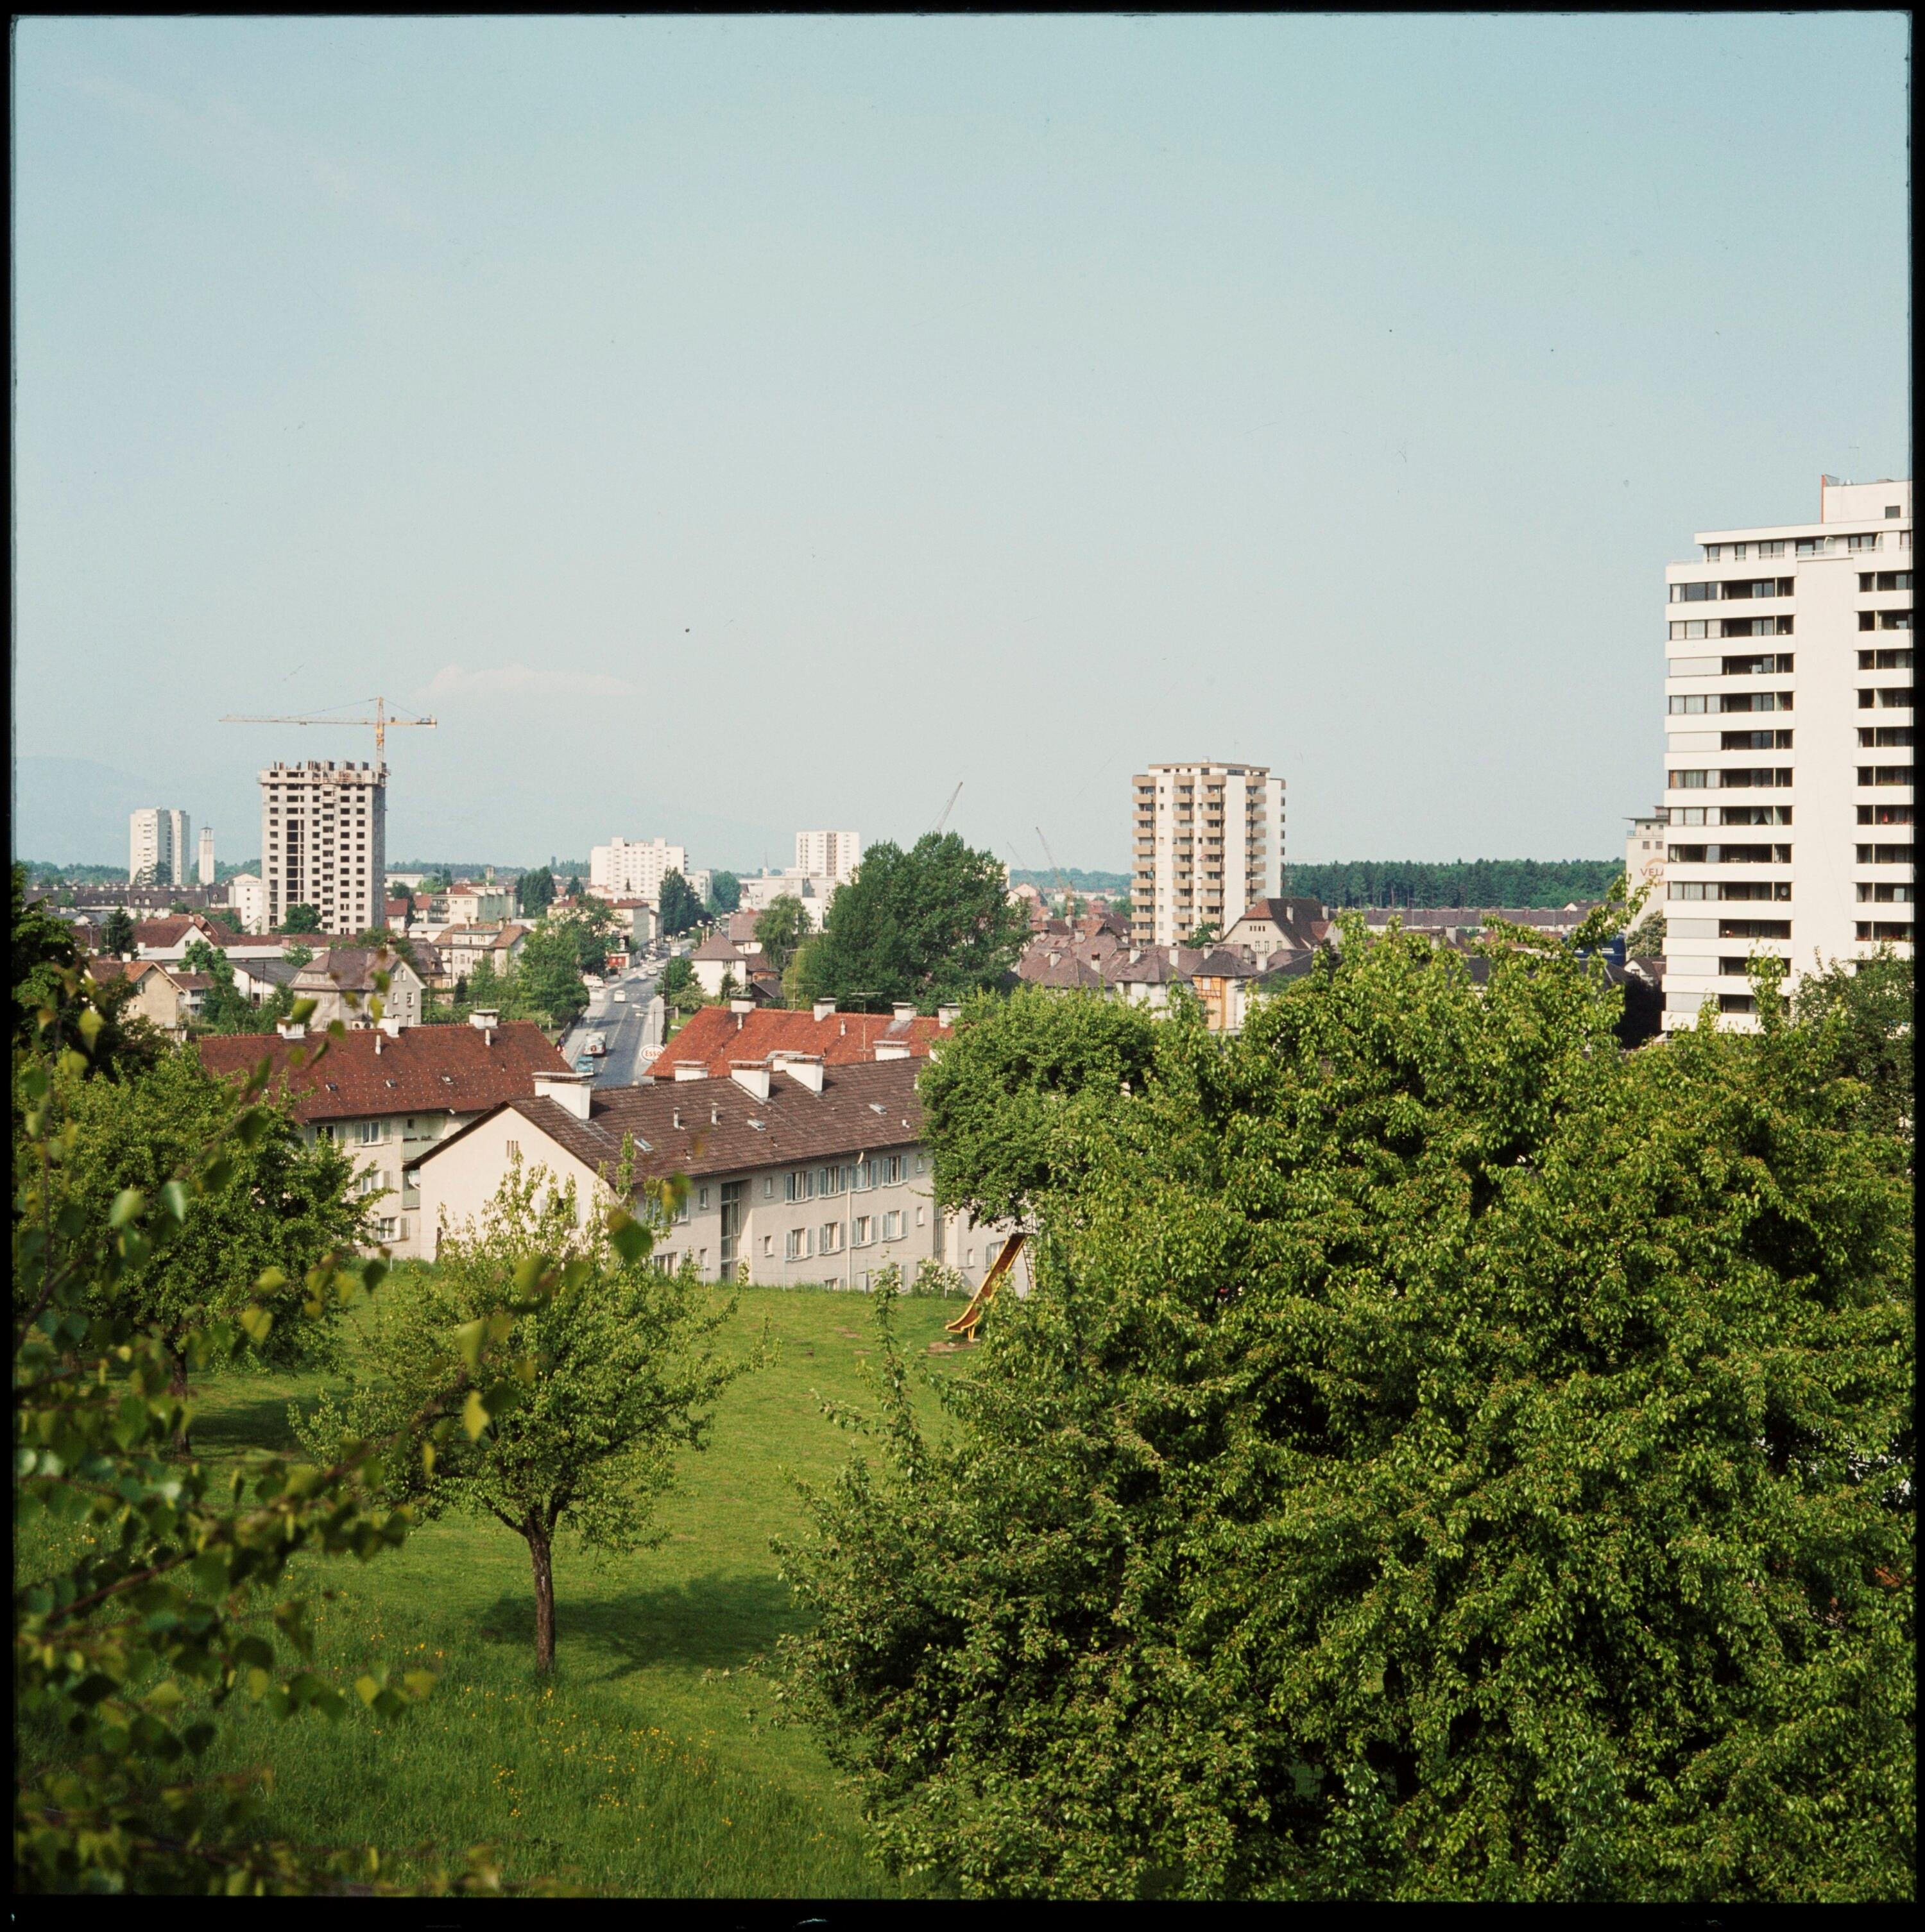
[1129, 762, 1285, 948]
[259, 760, 386, 934]
[1661, 476, 1912, 1031]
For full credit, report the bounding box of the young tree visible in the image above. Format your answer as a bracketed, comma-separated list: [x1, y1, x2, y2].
[754, 894, 810, 979]
[658, 955, 704, 1016]
[517, 868, 556, 919]
[283, 903, 323, 935]
[564, 875, 583, 902]
[1185, 919, 1220, 945]
[656, 870, 703, 938]
[303, 1162, 749, 1672]
[282, 941, 315, 970]
[778, 921, 1913, 1901]
[102, 907, 137, 959]
[787, 833, 1029, 1013]
[569, 896, 619, 975]
[52, 1047, 370, 1391]
[706, 870, 742, 915]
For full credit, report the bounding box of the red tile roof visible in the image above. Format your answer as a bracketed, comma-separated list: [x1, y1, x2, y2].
[134, 914, 241, 950]
[194, 1021, 570, 1124]
[649, 1005, 951, 1081]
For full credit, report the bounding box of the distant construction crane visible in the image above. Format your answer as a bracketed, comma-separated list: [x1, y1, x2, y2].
[1034, 825, 1074, 914]
[930, 782, 963, 835]
[219, 694, 437, 757]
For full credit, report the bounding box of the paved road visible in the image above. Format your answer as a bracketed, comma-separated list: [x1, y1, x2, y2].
[561, 963, 662, 1088]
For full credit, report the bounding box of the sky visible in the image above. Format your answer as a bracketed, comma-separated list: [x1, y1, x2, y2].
[11, 13, 1911, 875]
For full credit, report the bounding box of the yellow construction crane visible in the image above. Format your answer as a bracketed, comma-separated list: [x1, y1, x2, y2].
[219, 695, 436, 756]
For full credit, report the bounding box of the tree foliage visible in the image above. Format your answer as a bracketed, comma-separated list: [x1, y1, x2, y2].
[787, 833, 1029, 1014]
[103, 909, 137, 959]
[707, 871, 742, 915]
[515, 922, 589, 1028]
[282, 905, 323, 936]
[754, 896, 810, 979]
[182, 939, 262, 1036]
[1792, 946, 1913, 1142]
[1287, 859, 1622, 910]
[778, 922, 1913, 1901]
[656, 871, 703, 939]
[300, 1161, 749, 1672]
[11, 866, 162, 1082]
[14, 966, 538, 1894]
[515, 869, 556, 919]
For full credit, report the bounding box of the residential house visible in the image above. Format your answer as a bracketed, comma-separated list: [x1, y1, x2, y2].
[289, 946, 425, 1030]
[1221, 896, 1329, 955]
[196, 1014, 572, 1259]
[445, 882, 511, 925]
[689, 932, 765, 998]
[413, 1056, 1014, 1289]
[87, 957, 202, 1036]
[440, 921, 531, 983]
[132, 913, 243, 962]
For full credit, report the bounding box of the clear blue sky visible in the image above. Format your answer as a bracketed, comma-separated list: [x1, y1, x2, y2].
[12, 14, 1910, 873]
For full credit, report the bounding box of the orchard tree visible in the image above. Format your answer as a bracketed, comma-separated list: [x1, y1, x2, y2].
[787, 832, 1028, 1013]
[778, 919, 1913, 1902]
[302, 1162, 751, 1672]
[52, 1046, 369, 1392]
[15, 970, 535, 1894]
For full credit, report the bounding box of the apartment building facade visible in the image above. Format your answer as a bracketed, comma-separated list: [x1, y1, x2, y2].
[1662, 476, 1912, 1031]
[130, 807, 191, 887]
[794, 830, 862, 883]
[589, 837, 689, 902]
[1129, 762, 1286, 947]
[259, 759, 387, 934]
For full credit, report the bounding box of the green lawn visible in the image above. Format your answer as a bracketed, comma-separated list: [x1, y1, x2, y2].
[147, 1282, 972, 1894]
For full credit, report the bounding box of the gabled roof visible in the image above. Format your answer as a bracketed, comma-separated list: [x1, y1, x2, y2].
[194, 1020, 569, 1123]
[647, 1004, 950, 1079]
[134, 914, 241, 950]
[689, 933, 748, 961]
[417, 1056, 927, 1189]
[291, 946, 424, 995]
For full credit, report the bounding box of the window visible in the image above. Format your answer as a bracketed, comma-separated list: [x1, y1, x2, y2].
[1720, 919, 1791, 939]
[1718, 994, 1757, 1015]
[1887, 506, 1903, 519]
[1856, 845, 1913, 865]
[762, 1234, 774, 1257]
[1859, 727, 1914, 748]
[1668, 656, 1719, 678]
[1857, 803, 1914, 825]
[504, 1139, 519, 1158]
[355, 1170, 384, 1196]
[1718, 616, 1792, 638]
[816, 1165, 844, 1197]
[1860, 688, 1913, 709]
[1856, 883, 1915, 903]
[377, 1217, 399, 1241]
[916, 1206, 926, 1227]
[853, 1215, 873, 1247]
[785, 1169, 817, 1203]
[763, 1176, 776, 1200]
[697, 1185, 710, 1212]
[1847, 533, 1881, 552]
[1668, 769, 1709, 789]
[1858, 921, 1915, 940]
[820, 1221, 843, 1254]
[1859, 648, 1914, 671]
[785, 1227, 812, 1261]
[914, 1156, 927, 1175]
[1756, 540, 1787, 557]
[882, 1210, 903, 1240]
[1670, 620, 1709, 640]
[676, 1193, 690, 1224]
[1720, 730, 1792, 750]
[1859, 765, 1917, 786]
[1668, 695, 1707, 715]
[1718, 692, 1790, 714]
[355, 1119, 385, 1144]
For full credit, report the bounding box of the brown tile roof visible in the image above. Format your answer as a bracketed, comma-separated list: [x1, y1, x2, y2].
[194, 1020, 570, 1124]
[647, 1004, 951, 1079]
[291, 946, 421, 995]
[420, 1056, 927, 1191]
[134, 914, 241, 950]
[689, 933, 748, 962]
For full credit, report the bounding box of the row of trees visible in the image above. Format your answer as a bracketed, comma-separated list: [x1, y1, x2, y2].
[1287, 858, 1624, 909]
[777, 921, 1914, 1900]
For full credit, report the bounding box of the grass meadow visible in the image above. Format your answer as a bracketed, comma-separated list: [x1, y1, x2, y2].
[28, 1281, 977, 1895]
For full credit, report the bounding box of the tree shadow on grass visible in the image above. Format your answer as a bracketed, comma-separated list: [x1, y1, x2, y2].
[187, 1390, 318, 1455]
[472, 1570, 800, 1680]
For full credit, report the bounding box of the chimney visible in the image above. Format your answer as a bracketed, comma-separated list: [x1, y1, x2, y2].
[531, 1070, 593, 1120]
[710, 1102, 721, 1125]
[672, 1107, 682, 1130]
[813, 998, 836, 1022]
[779, 1056, 824, 1092]
[276, 1019, 306, 1040]
[730, 1062, 771, 1100]
[373, 1030, 382, 1056]
[731, 997, 753, 1016]
[892, 1002, 916, 1022]
[468, 1009, 499, 1030]
[672, 1061, 707, 1082]
[379, 1014, 402, 1038]
[875, 1041, 912, 1061]
[936, 1004, 960, 1027]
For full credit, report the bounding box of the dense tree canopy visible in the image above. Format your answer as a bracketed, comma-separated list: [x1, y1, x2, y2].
[282, 903, 323, 934]
[779, 927, 1913, 1901]
[1287, 859, 1622, 910]
[515, 921, 590, 1027]
[657, 871, 703, 939]
[787, 833, 1029, 1014]
[516, 868, 556, 919]
[103, 908, 137, 959]
[755, 895, 810, 979]
[708, 871, 742, 915]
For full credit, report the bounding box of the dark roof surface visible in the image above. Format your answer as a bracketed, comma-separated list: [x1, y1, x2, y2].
[195, 1020, 569, 1123]
[419, 1056, 927, 1189]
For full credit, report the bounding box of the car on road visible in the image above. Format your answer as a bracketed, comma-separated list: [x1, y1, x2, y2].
[583, 1033, 608, 1056]
[574, 1055, 596, 1076]
[612, 989, 626, 1002]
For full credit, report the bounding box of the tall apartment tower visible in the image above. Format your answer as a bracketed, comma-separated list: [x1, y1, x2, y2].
[1129, 761, 1286, 947]
[259, 760, 387, 934]
[197, 826, 216, 887]
[1661, 476, 1912, 1032]
[795, 830, 861, 883]
[589, 837, 689, 902]
[129, 807, 191, 887]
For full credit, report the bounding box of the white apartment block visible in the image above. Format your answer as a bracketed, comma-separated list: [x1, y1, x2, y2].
[225, 872, 270, 935]
[197, 826, 216, 887]
[590, 836, 689, 903]
[795, 830, 862, 883]
[1130, 762, 1286, 948]
[129, 807, 191, 887]
[1661, 476, 1912, 1032]
[259, 760, 388, 934]
[1625, 810, 1666, 909]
